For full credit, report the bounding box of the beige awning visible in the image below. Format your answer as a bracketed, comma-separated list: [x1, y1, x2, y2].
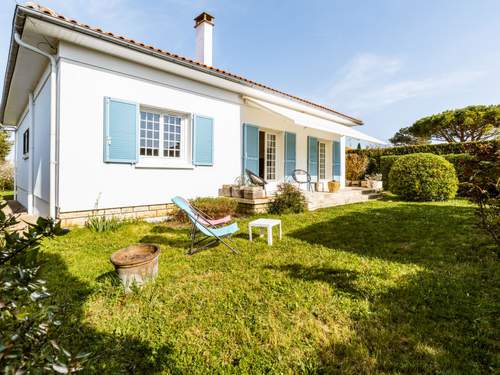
[245, 97, 385, 145]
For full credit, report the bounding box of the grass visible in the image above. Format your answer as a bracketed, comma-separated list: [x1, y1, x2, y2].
[39, 199, 499, 374]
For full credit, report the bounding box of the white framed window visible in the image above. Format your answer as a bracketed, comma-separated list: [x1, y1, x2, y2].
[139, 110, 185, 160]
[22, 129, 29, 158]
[266, 133, 276, 180]
[319, 142, 326, 180]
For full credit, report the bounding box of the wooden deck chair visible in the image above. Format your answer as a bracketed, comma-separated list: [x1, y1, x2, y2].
[171, 196, 239, 255]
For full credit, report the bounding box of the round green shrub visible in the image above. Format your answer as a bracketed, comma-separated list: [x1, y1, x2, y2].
[388, 153, 458, 201]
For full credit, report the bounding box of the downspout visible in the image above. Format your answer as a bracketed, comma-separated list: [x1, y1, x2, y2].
[14, 32, 57, 218]
[28, 93, 34, 214]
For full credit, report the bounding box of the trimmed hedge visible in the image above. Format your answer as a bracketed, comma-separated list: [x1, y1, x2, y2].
[349, 140, 498, 174]
[380, 155, 400, 190]
[442, 153, 476, 180]
[389, 153, 458, 201]
[442, 153, 478, 195]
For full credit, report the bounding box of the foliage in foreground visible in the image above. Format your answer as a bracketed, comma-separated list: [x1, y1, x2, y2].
[463, 165, 500, 248]
[389, 153, 458, 201]
[0, 206, 88, 373]
[268, 183, 306, 214]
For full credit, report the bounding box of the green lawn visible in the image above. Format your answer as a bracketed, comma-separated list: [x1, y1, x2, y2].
[39, 199, 499, 374]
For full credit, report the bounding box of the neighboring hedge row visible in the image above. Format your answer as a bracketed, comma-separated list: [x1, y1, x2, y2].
[348, 140, 498, 174]
[380, 155, 400, 190]
[442, 153, 476, 183]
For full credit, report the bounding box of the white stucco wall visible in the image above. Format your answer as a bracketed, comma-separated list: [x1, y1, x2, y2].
[57, 43, 242, 212]
[14, 73, 51, 216]
[15, 110, 30, 208]
[32, 76, 51, 217]
[55, 42, 346, 213]
[241, 105, 340, 187]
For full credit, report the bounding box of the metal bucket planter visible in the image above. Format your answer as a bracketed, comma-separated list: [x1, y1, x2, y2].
[110, 243, 160, 291]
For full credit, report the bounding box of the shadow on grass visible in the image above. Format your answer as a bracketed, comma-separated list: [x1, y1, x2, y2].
[140, 225, 191, 249]
[95, 270, 122, 287]
[142, 224, 243, 254]
[285, 202, 498, 373]
[39, 252, 181, 374]
[289, 202, 489, 266]
[265, 263, 363, 298]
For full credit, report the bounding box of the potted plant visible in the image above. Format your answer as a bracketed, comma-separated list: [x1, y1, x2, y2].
[328, 180, 340, 192]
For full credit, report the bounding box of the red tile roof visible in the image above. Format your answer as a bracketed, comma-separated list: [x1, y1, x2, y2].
[22, 2, 363, 125]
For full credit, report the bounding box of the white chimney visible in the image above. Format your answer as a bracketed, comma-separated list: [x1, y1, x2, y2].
[194, 12, 214, 66]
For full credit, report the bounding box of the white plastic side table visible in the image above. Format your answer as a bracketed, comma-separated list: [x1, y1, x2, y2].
[248, 218, 282, 246]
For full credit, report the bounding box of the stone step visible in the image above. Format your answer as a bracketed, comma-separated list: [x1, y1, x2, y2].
[304, 188, 382, 211]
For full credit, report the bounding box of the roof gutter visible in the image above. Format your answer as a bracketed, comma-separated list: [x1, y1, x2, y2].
[13, 32, 58, 219]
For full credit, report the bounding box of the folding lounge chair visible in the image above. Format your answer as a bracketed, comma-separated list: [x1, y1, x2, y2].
[181, 197, 232, 227]
[171, 196, 239, 255]
[245, 169, 268, 196]
[292, 169, 314, 192]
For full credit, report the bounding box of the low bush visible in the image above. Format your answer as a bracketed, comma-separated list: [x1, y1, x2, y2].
[0, 161, 13, 191]
[85, 216, 122, 232]
[380, 155, 400, 190]
[269, 183, 306, 214]
[174, 197, 238, 223]
[346, 153, 369, 181]
[389, 153, 458, 201]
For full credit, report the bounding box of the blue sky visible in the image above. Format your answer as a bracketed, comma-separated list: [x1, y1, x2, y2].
[1, 0, 499, 145]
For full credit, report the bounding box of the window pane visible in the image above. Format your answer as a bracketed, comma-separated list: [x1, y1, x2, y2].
[163, 114, 182, 158]
[266, 133, 276, 180]
[139, 110, 160, 157]
[319, 143, 326, 180]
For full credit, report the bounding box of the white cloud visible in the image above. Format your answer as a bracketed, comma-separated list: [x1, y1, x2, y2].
[328, 53, 485, 114]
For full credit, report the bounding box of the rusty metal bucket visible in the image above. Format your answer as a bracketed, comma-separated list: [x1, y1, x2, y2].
[110, 243, 160, 291]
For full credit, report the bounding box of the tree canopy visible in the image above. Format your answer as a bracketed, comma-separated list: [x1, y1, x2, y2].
[391, 105, 500, 144]
[389, 127, 430, 146]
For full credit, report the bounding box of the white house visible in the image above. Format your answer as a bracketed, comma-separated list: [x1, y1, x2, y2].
[0, 3, 383, 225]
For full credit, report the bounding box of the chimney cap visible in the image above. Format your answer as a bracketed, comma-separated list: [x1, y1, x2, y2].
[194, 12, 214, 27]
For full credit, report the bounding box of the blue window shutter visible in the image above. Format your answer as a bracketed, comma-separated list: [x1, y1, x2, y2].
[103, 97, 138, 163]
[333, 141, 341, 180]
[242, 124, 259, 174]
[308, 136, 318, 179]
[193, 115, 214, 166]
[284, 132, 296, 179]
